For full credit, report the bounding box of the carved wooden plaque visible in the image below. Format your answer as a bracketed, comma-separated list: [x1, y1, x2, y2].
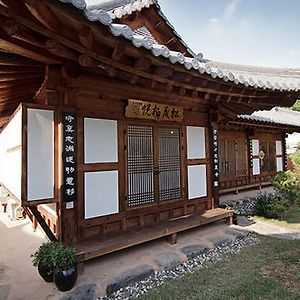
[125, 99, 183, 122]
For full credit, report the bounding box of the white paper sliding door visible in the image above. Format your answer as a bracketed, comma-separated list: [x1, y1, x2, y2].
[276, 140, 284, 172]
[83, 117, 119, 219]
[251, 139, 260, 175]
[84, 171, 119, 219]
[186, 126, 207, 200]
[0, 109, 22, 199]
[27, 109, 54, 201]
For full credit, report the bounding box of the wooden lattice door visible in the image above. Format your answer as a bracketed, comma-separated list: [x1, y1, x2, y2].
[157, 127, 181, 202]
[127, 125, 181, 207]
[260, 140, 276, 173]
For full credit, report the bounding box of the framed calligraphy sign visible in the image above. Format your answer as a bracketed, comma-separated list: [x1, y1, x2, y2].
[125, 99, 183, 122]
[62, 112, 77, 203]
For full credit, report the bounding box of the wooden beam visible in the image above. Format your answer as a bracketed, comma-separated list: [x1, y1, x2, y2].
[4, 19, 45, 47]
[0, 32, 62, 64]
[24, 0, 62, 33]
[134, 56, 152, 71]
[0, 72, 42, 82]
[165, 83, 173, 93]
[179, 87, 186, 96]
[130, 75, 139, 84]
[111, 44, 125, 61]
[0, 53, 42, 66]
[172, 72, 192, 83]
[79, 25, 94, 50]
[152, 66, 174, 78]
[27, 206, 57, 242]
[78, 55, 99, 68]
[0, 0, 35, 19]
[106, 66, 118, 78]
[0, 65, 43, 73]
[45, 39, 78, 60]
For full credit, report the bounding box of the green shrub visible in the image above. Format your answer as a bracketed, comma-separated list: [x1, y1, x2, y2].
[52, 244, 76, 270]
[31, 241, 76, 271]
[271, 171, 300, 206]
[254, 193, 289, 219]
[31, 241, 60, 268]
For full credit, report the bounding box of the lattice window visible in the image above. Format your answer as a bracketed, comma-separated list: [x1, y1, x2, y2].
[127, 125, 182, 207]
[127, 126, 155, 207]
[226, 140, 236, 177]
[236, 139, 247, 176]
[260, 141, 276, 173]
[158, 128, 181, 202]
[218, 139, 226, 177]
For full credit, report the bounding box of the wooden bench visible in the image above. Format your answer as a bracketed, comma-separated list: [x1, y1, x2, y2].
[76, 208, 233, 271]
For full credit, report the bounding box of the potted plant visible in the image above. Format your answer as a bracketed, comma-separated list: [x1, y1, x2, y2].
[31, 241, 59, 282]
[52, 243, 77, 292]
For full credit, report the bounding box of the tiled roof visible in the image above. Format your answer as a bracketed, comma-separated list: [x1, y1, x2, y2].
[238, 107, 300, 128]
[59, 0, 300, 92]
[87, 0, 196, 57]
[134, 26, 157, 44]
[88, 0, 155, 19]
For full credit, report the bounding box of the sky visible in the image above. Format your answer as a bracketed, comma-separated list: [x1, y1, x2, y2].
[86, 0, 300, 68]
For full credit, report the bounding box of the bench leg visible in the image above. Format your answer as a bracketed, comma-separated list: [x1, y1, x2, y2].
[226, 216, 233, 226]
[77, 262, 85, 274]
[32, 216, 38, 231]
[168, 233, 177, 245]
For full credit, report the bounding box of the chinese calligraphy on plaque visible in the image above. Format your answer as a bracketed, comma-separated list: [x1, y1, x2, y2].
[125, 99, 183, 122]
[212, 128, 219, 187]
[62, 112, 77, 203]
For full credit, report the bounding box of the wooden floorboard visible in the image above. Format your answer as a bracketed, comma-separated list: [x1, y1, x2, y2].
[76, 208, 233, 262]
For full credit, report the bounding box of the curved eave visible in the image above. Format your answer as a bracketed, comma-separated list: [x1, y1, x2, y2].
[61, 0, 300, 94]
[233, 117, 300, 133]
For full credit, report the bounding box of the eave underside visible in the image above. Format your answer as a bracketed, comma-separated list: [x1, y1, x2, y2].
[0, 51, 44, 129]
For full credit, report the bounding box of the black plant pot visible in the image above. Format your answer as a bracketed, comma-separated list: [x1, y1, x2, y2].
[54, 266, 77, 292]
[38, 264, 54, 282]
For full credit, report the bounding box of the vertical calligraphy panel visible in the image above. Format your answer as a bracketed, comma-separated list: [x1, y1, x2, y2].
[62, 112, 77, 203]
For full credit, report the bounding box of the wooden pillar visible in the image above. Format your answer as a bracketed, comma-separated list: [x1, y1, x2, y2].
[210, 110, 220, 208]
[282, 132, 288, 171]
[51, 65, 79, 246]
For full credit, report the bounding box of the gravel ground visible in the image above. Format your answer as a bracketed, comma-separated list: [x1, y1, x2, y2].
[99, 233, 260, 300]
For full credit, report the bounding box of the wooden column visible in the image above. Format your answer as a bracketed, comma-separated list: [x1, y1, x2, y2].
[51, 66, 78, 246]
[282, 132, 288, 171]
[209, 110, 220, 208]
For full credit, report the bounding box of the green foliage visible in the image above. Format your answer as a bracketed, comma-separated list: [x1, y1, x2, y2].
[254, 193, 290, 219]
[290, 143, 300, 174]
[31, 241, 60, 268]
[31, 241, 76, 270]
[52, 244, 76, 270]
[291, 100, 300, 112]
[271, 171, 300, 206]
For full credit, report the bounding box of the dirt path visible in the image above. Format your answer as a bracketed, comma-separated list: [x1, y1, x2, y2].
[234, 217, 300, 240]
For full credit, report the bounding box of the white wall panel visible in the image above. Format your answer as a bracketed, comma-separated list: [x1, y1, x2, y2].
[27, 109, 54, 201]
[187, 126, 206, 159]
[276, 158, 283, 172]
[252, 139, 259, 156]
[0, 109, 22, 199]
[84, 118, 118, 163]
[252, 158, 260, 175]
[188, 164, 207, 199]
[85, 171, 119, 219]
[276, 140, 283, 155]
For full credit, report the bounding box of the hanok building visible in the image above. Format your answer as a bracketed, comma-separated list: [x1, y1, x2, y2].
[0, 0, 300, 267]
[218, 107, 300, 194]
